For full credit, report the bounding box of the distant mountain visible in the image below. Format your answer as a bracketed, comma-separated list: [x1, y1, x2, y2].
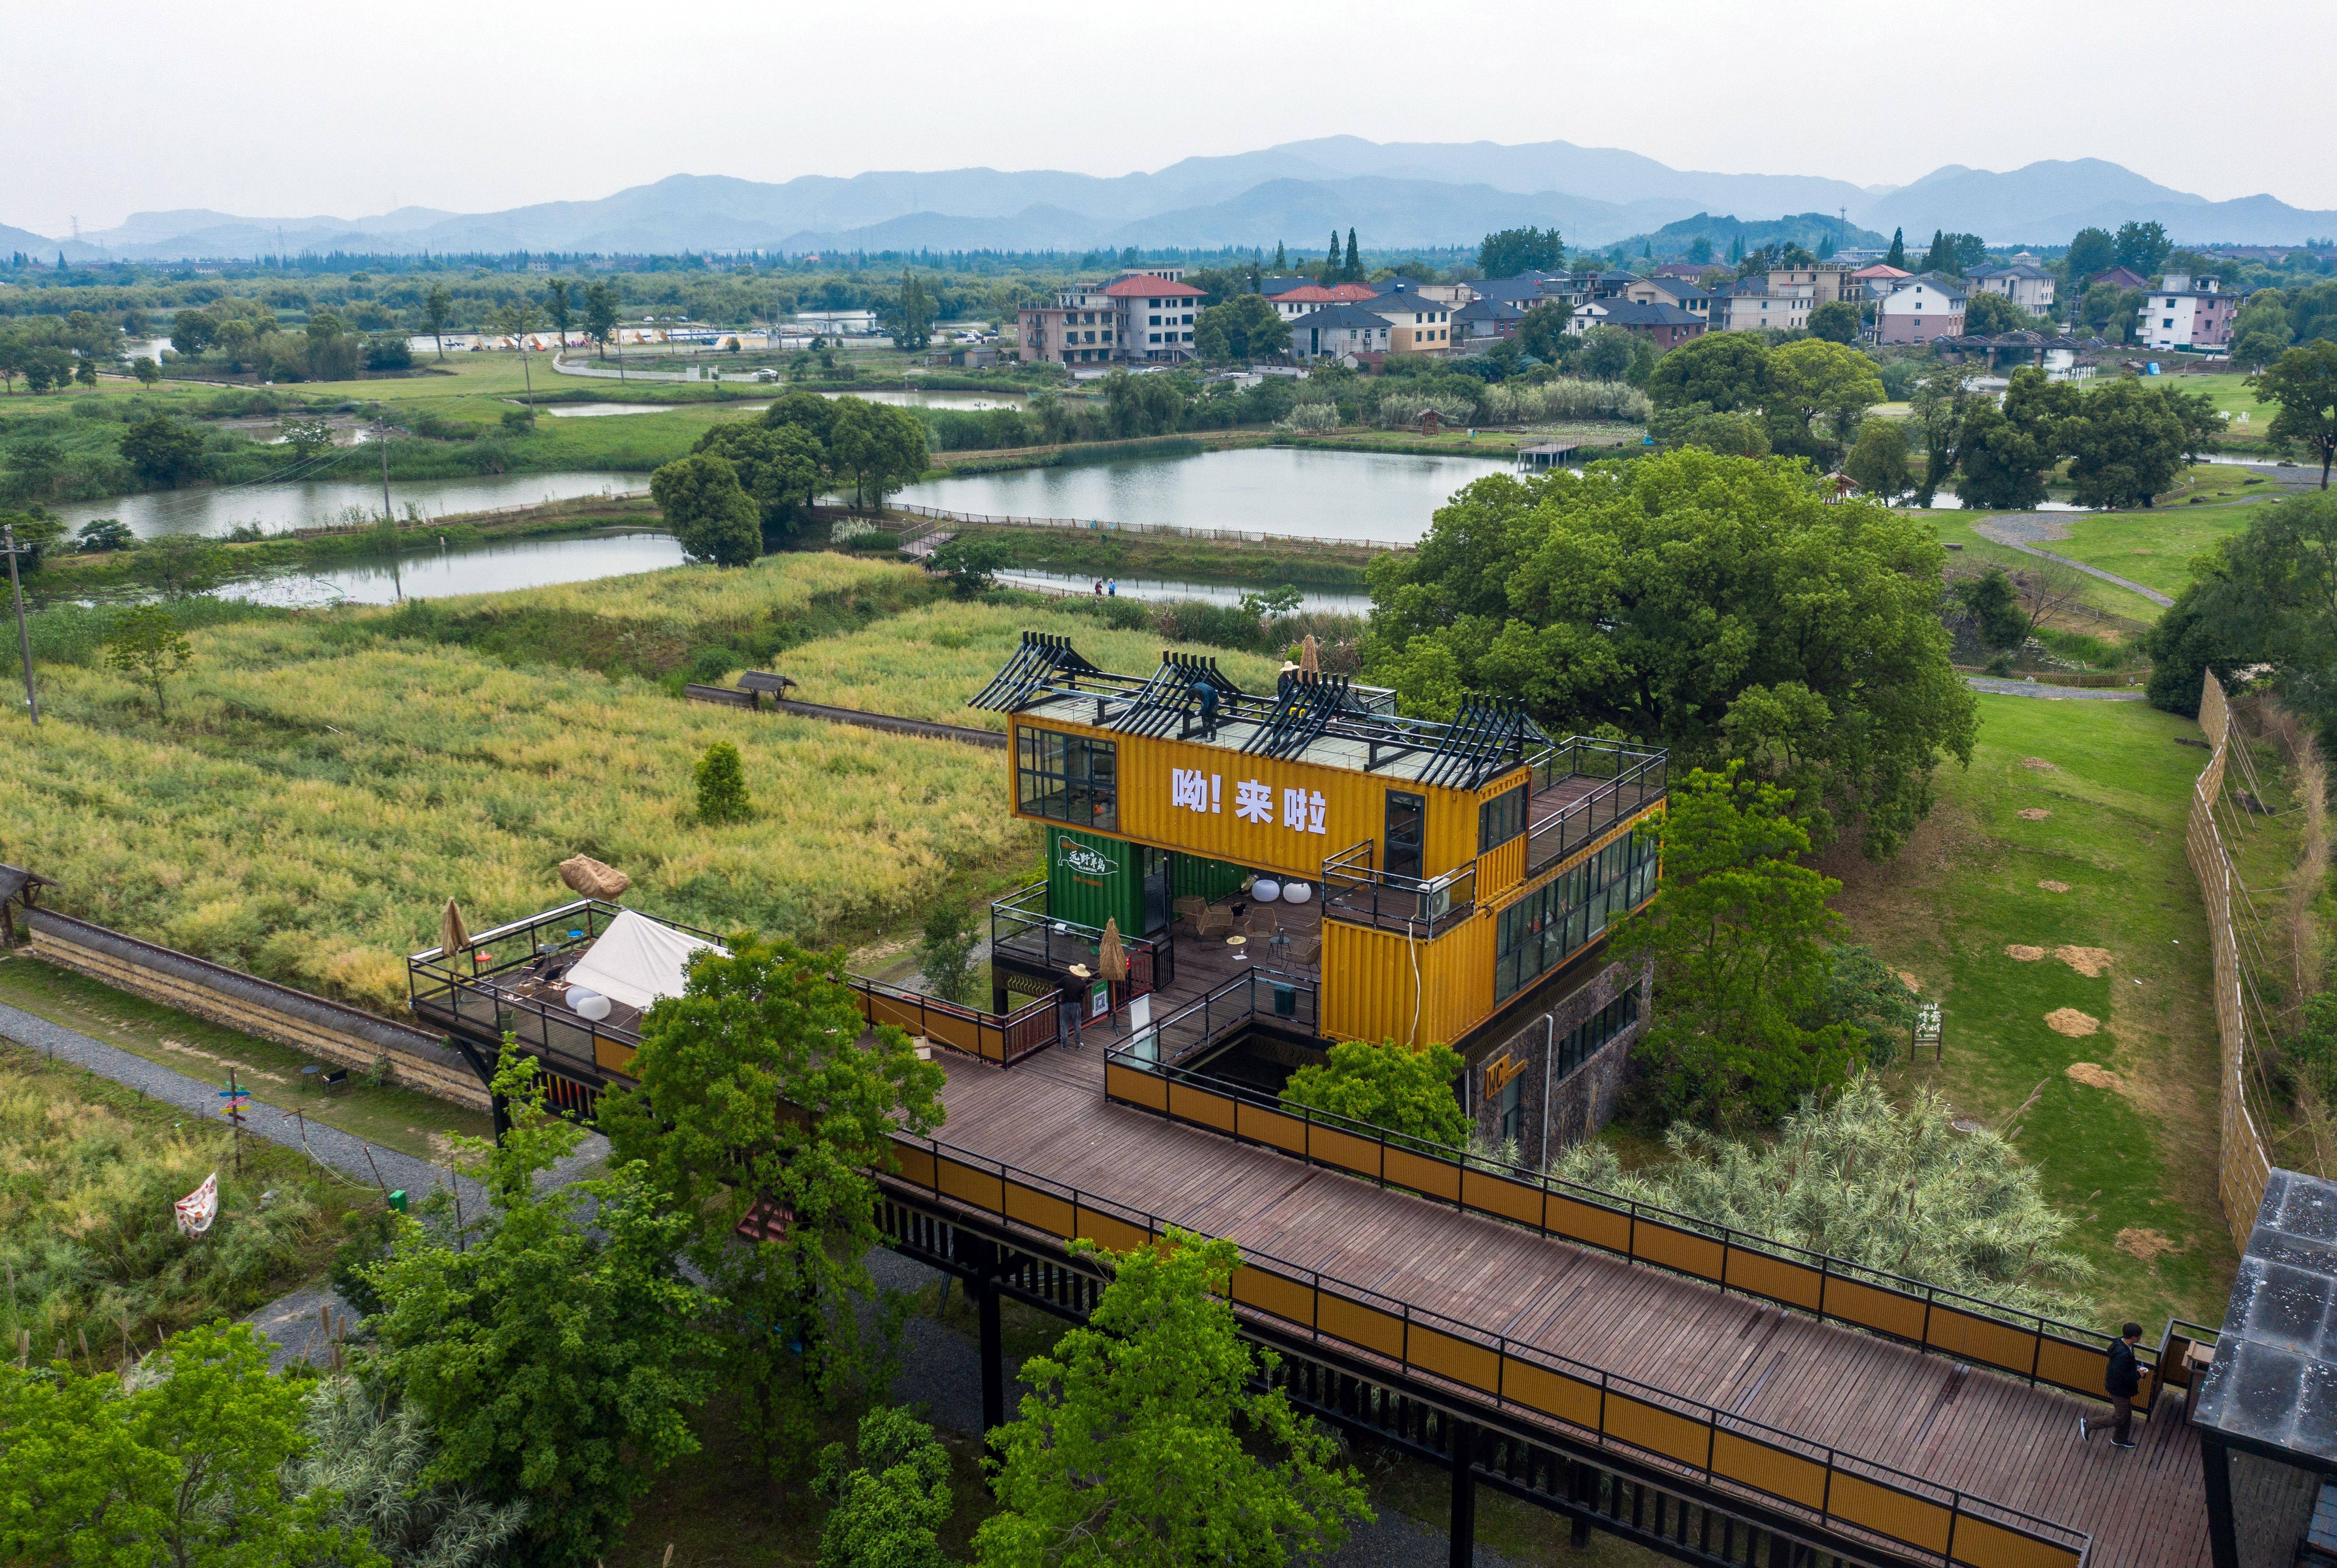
[30, 142, 2337, 261]
[0, 221, 106, 262]
[1853, 159, 2337, 244]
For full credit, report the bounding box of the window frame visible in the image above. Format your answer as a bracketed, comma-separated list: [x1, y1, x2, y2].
[1016, 726, 1118, 832]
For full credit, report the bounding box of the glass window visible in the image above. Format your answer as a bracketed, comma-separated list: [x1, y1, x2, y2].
[1384, 791, 1426, 880]
[1017, 728, 1117, 831]
[1479, 784, 1527, 853]
[1493, 832, 1659, 1001]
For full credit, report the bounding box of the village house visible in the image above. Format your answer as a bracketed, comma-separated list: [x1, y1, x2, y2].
[1625, 276, 1712, 318]
[1965, 261, 2057, 317]
[1366, 287, 1456, 354]
[1704, 280, 1811, 333]
[1018, 272, 1204, 365]
[1765, 260, 1856, 303]
[2086, 265, 2150, 291]
[1849, 262, 1910, 299]
[1268, 281, 1382, 324]
[1453, 296, 1532, 342]
[2136, 273, 2243, 351]
[1871, 273, 1966, 345]
[1570, 299, 1707, 347]
[1287, 303, 1392, 360]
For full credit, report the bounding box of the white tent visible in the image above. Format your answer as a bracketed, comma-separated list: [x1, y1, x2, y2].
[562, 910, 726, 1013]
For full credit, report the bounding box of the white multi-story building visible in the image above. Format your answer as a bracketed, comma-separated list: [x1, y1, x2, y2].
[1966, 263, 2057, 318]
[2136, 274, 2242, 351]
[1017, 272, 1206, 364]
[1871, 273, 1966, 345]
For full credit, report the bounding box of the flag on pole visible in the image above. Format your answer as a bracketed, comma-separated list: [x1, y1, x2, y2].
[175, 1172, 219, 1237]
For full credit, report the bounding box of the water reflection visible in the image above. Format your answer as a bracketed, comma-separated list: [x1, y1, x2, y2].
[57, 473, 644, 540]
[996, 571, 1369, 615]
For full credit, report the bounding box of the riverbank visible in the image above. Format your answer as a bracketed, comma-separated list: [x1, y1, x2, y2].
[939, 522, 1388, 589]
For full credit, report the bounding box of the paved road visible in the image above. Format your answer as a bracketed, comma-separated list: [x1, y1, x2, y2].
[1969, 515, 2174, 607]
[1964, 675, 2148, 701]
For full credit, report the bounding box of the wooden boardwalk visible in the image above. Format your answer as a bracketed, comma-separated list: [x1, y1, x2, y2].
[929, 1047, 2209, 1568]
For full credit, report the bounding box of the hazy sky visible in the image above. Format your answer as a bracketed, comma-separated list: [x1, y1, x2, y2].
[10, 0, 2334, 234]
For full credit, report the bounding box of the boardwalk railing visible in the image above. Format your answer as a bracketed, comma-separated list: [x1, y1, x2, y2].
[1526, 743, 1668, 876]
[1125, 968, 1319, 1068]
[882, 1125, 2091, 1568]
[1318, 840, 1479, 935]
[2186, 672, 2277, 1248]
[989, 880, 1170, 992]
[850, 975, 1058, 1067]
[883, 500, 1405, 552]
[1100, 1050, 2160, 1414]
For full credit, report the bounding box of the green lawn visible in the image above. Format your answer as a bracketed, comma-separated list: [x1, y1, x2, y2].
[2041, 504, 2260, 599]
[0, 949, 489, 1159]
[1921, 513, 2168, 624]
[1830, 692, 2237, 1331]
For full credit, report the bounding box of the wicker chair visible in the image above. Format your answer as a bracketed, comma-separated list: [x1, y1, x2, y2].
[1194, 902, 1235, 938]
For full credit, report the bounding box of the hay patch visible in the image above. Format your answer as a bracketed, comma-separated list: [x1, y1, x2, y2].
[2022, 757, 2057, 771]
[2005, 944, 2045, 962]
[2116, 1227, 2178, 1262]
[1896, 971, 1922, 992]
[2066, 1060, 2120, 1087]
[2057, 946, 2114, 977]
[2038, 879, 2072, 893]
[2017, 807, 2052, 821]
[2048, 1008, 2102, 1038]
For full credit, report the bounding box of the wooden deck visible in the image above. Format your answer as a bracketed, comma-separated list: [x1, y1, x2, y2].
[929, 1047, 2209, 1568]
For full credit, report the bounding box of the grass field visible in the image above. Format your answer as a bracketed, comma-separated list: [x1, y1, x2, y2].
[0, 1042, 379, 1366]
[946, 522, 1385, 589]
[2039, 504, 2260, 600]
[1829, 692, 2236, 1329]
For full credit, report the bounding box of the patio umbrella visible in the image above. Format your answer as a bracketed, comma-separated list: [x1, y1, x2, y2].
[1300, 634, 1320, 676]
[440, 898, 471, 965]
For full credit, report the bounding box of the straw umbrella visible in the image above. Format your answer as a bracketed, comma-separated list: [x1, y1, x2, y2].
[440, 898, 471, 967]
[1098, 917, 1128, 1022]
[1300, 634, 1321, 676]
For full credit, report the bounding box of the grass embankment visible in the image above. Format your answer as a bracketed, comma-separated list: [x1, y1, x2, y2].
[1282, 423, 1641, 458]
[0, 1042, 380, 1366]
[1828, 693, 2235, 1329]
[0, 554, 1041, 1011]
[0, 952, 489, 1159]
[943, 523, 1386, 589]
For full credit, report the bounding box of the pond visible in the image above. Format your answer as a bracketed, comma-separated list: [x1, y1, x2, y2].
[221, 532, 687, 607]
[994, 571, 1370, 615]
[897, 447, 1514, 544]
[58, 473, 645, 540]
[542, 403, 674, 417]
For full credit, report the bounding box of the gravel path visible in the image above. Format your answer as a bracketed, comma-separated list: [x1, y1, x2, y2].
[1964, 676, 2147, 701]
[1967, 515, 2174, 607]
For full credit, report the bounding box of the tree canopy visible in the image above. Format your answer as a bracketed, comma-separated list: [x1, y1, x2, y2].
[1647, 333, 1881, 464]
[2146, 492, 2337, 742]
[974, 1231, 1369, 1568]
[649, 451, 762, 567]
[1279, 1039, 1469, 1151]
[1364, 450, 1975, 857]
[1478, 226, 1565, 279]
[2251, 339, 2337, 487]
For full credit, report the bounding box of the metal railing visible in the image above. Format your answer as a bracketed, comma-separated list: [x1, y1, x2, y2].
[1318, 840, 1479, 935]
[1526, 746, 1668, 877]
[882, 1127, 2090, 1568]
[849, 974, 1059, 1067]
[1099, 1050, 2165, 1415]
[1124, 968, 1319, 1069]
[989, 881, 1169, 991]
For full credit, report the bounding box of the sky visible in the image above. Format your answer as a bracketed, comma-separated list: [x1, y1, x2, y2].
[8, 0, 2335, 235]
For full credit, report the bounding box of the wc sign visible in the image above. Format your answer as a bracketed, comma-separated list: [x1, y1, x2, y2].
[1057, 836, 1114, 879]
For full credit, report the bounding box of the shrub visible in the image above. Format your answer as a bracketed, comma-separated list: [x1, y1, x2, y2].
[693, 739, 752, 823]
[1275, 401, 1340, 432]
[915, 903, 978, 1004]
[1280, 1039, 1470, 1152]
[845, 530, 901, 552]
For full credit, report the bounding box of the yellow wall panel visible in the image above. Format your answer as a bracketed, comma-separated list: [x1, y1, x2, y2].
[1235, 1100, 1308, 1155]
[1826, 1475, 1952, 1556]
[1949, 1514, 2084, 1568]
[1711, 1430, 1829, 1511]
[1321, 911, 1496, 1046]
[1721, 1247, 1825, 1313]
[1407, 1324, 1501, 1393]
[1004, 1180, 1074, 1238]
[1824, 1276, 1930, 1341]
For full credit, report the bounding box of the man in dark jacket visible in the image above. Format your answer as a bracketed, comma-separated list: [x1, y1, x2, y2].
[2079, 1323, 2146, 1449]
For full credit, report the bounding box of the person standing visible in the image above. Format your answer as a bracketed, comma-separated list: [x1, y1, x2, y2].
[1106, 578, 1117, 597]
[2079, 1323, 2146, 1450]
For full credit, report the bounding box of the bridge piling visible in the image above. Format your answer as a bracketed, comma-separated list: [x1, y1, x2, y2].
[975, 1242, 1006, 1435]
[1448, 1416, 1477, 1568]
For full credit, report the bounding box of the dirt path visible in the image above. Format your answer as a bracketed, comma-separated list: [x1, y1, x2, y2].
[1970, 514, 2175, 607]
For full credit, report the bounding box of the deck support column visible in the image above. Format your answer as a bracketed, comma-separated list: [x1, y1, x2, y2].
[976, 1246, 1006, 1436]
[2200, 1435, 2239, 1568]
[1447, 1416, 1476, 1568]
[1568, 1460, 1594, 1547]
[992, 984, 1010, 1016]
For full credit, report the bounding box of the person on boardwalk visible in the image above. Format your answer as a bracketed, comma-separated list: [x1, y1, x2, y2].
[2079, 1323, 2145, 1450]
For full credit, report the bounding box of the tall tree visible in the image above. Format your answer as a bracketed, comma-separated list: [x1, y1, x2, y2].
[1324, 230, 1340, 281]
[649, 452, 762, 566]
[974, 1231, 1370, 1568]
[543, 278, 572, 345]
[1957, 365, 2078, 510]
[2114, 220, 2172, 276]
[1920, 229, 1949, 273]
[1764, 338, 1885, 460]
[1343, 227, 1361, 283]
[825, 397, 929, 509]
[2065, 376, 2192, 508]
[692, 421, 824, 545]
[815, 1408, 952, 1568]
[2064, 226, 2116, 284]
[2251, 340, 2337, 487]
[602, 936, 943, 1488]
[366, 1048, 712, 1568]
[1364, 450, 1975, 858]
[1610, 765, 1861, 1129]
[1280, 1039, 1470, 1151]
[421, 284, 452, 361]
[1271, 239, 1287, 271]
[890, 271, 933, 352]
[1477, 226, 1565, 279]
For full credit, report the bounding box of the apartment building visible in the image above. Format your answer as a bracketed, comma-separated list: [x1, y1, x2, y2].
[1966, 262, 2057, 318]
[1764, 261, 1856, 303]
[1107, 274, 1206, 360]
[1872, 273, 1966, 345]
[1018, 272, 1204, 365]
[1705, 280, 1811, 333]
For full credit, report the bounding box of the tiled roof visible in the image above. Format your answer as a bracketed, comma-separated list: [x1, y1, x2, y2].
[1100, 274, 1204, 298]
[1288, 303, 1391, 330]
[1583, 300, 1701, 326]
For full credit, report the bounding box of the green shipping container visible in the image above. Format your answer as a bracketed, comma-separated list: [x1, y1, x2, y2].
[1046, 828, 1167, 937]
[1170, 852, 1249, 903]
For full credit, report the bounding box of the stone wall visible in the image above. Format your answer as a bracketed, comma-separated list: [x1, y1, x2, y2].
[1462, 958, 1651, 1169]
[20, 909, 490, 1111]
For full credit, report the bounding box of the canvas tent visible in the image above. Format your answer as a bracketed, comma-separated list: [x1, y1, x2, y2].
[562, 909, 727, 1012]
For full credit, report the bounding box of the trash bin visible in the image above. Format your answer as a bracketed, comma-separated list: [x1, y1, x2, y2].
[1273, 983, 1298, 1019]
[388, 1189, 408, 1213]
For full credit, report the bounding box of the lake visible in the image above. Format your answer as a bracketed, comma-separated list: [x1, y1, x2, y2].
[59, 473, 645, 540]
[223, 532, 687, 607]
[898, 447, 1513, 544]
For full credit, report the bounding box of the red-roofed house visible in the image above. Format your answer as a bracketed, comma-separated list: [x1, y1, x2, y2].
[1101, 274, 1206, 361]
[1850, 263, 1910, 300]
[1269, 282, 1381, 324]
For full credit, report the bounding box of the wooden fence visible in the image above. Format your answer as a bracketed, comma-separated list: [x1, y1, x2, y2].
[2186, 673, 2277, 1248]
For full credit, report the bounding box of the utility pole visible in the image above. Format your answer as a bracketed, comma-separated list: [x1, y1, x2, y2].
[2, 523, 34, 725]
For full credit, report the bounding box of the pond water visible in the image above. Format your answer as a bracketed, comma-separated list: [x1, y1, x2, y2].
[898, 447, 1513, 544]
[816, 388, 1027, 411]
[1916, 492, 2090, 512]
[995, 571, 1371, 615]
[542, 403, 673, 417]
[221, 532, 686, 607]
[58, 473, 644, 540]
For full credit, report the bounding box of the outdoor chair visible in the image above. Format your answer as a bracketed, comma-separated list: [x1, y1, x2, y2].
[1174, 896, 1206, 931]
[321, 1068, 351, 1096]
[1194, 903, 1234, 938]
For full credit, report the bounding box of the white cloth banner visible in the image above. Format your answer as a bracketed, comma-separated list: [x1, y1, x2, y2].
[175, 1172, 219, 1237]
[562, 909, 728, 1013]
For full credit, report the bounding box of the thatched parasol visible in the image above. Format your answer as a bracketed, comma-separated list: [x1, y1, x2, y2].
[558, 854, 629, 899]
[1299, 634, 1320, 676]
[1098, 918, 1127, 985]
[440, 899, 471, 964]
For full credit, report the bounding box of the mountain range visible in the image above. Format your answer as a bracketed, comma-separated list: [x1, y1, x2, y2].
[16, 138, 2337, 263]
